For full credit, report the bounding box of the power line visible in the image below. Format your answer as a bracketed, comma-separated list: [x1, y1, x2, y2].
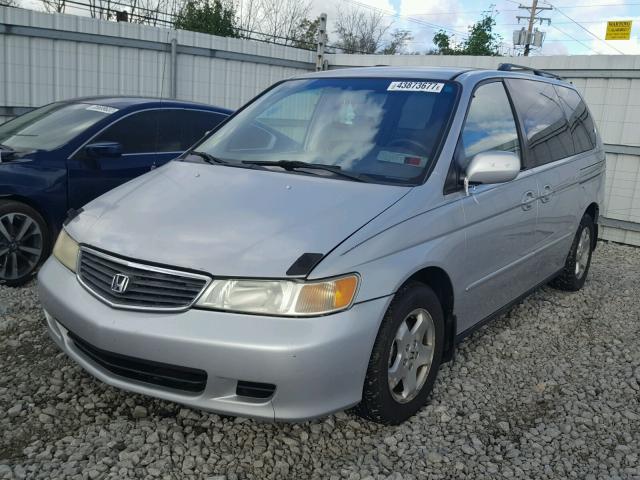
[550, 24, 606, 54]
[408, 2, 640, 17]
[538, 1, 640, 7]
[541, 0, 626, 54]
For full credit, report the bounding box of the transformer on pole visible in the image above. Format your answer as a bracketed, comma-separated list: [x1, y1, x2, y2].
[514, 0, 551, 55]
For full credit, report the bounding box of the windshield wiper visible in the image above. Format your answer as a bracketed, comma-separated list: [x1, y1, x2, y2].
[241, 160, 366, 182]
[187, 150, 231, 165]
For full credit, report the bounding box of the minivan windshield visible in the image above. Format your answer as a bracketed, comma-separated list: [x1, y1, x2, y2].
[194, 78, 459, 185]
[0, 102, 117, 151]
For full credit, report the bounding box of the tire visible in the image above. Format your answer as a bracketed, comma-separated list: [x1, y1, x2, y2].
[0, 200, 50, 287]
[354, 282, 444, 425]
[550, 214, 594, 292]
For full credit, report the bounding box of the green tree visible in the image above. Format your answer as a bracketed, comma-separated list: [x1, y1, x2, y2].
[292, 18, 324, 50]
[463, 11, 501, 55]
[432, 30, 456, 55]
[174, 0, 238, 37]
[432, 10, 502, 56]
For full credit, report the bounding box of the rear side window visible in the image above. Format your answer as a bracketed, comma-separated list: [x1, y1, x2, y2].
[178, 110, 228, 148]
[555, 86, 596, 154]
[94, 110, 182, 154]
[458, 81, 521, 170]
[506, 79, 575, 166]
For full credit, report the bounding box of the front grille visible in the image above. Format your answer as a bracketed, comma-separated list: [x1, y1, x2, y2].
[78, 248, 209, 311]
[69, 331, 208, 393]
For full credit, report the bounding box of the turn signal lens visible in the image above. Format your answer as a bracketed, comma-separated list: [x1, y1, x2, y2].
[334, 276, 359, 308]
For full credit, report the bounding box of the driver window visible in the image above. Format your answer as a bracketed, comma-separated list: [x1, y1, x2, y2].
[92, 110, 181, 154]
[458, 82, 521, 171]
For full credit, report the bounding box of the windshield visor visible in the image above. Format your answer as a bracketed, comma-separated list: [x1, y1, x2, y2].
[195, 78, 459, 185]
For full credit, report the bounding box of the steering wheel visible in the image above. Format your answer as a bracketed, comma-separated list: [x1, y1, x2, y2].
[388, 138, 429, 155]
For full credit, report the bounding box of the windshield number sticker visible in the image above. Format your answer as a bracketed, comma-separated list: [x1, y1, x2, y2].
[86, 105, 119, 114]
[387, 81, 444, 93]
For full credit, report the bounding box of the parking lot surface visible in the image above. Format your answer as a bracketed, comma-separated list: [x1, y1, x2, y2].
[1, 241, 639, 480]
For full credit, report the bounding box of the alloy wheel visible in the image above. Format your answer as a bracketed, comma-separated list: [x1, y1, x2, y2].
[574, 227, 591, 279]
[388, 308, 436, 403]
[0, 212, 44, 281]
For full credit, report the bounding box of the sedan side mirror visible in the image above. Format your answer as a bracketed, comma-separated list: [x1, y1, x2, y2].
[84, 142, 123, 159]
[464, 151, 520, 195]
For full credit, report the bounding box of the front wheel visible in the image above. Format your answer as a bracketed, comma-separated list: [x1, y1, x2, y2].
[0, 201, 50, 287]
[550, 214, 594, 292]
[354, 282, 444, 425]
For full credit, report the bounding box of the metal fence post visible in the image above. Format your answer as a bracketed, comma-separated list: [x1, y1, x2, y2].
[316, 13, 327, 71]
[170, 37, 178, 98]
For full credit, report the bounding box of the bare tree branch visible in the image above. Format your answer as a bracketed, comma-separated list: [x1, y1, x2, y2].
[235, 0, 312, 44]
[333, 6, 391, 54]
[39, 0, 67, 13]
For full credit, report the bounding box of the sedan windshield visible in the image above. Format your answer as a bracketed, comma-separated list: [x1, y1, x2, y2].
[0, 102, 117, 151]
[194, 78, 459, 185]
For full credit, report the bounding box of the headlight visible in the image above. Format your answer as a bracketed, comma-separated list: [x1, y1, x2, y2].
[52, 229, 79, 272]
[196, 274, 359, 316]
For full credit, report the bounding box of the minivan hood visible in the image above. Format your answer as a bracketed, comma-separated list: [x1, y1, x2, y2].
[69, 161, 410, 278]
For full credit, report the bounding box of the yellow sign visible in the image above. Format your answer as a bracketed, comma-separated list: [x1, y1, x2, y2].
[605, 20, 632, 40]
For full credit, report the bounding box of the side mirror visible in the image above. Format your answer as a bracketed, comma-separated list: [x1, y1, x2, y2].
[84, 142, 122, 159]
[464, 151, 520, 195]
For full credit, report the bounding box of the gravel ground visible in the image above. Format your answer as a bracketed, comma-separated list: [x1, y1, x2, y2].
[1, 241, 639, 480]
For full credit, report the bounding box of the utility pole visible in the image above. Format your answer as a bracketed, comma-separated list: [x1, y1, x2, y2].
[517, 1, 552, 55]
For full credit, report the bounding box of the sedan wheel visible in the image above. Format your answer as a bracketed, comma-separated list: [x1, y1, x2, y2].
[0, 201, 50, 286]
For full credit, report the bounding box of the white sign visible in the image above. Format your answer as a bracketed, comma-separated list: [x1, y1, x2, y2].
[86, 104, 119, 114]
[387, 81, 444, 93]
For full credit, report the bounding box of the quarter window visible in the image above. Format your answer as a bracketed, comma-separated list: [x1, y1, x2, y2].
[178, 110, 228, 148]
[506, 79, 575, 166]
[555, 86, 596, 154]
[458, 81, 521, 170]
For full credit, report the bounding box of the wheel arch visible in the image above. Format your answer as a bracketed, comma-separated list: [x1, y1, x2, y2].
[403, 266, 456, 363]
[585, 202, 599, 249]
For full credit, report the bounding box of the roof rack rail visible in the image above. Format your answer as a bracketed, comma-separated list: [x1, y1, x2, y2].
[497, 63, 563, 80]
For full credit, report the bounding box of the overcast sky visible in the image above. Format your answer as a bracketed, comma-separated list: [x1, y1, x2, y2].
[16, 0, 640, 55]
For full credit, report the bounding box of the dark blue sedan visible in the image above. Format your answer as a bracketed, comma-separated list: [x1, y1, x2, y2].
[0, 96, 231, 285]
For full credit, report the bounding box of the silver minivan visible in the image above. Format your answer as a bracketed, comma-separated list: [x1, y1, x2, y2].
[38, 65, 605, 424]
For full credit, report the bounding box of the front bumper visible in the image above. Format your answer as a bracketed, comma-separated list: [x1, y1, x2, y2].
[37, 257, 390, 421]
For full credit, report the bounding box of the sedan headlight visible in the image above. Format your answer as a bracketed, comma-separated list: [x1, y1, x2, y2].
[53, 229, 79, 272]
[196, 274, 359, 316]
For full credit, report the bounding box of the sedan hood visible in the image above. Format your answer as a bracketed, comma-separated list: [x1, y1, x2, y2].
[67, 161, 409, 278]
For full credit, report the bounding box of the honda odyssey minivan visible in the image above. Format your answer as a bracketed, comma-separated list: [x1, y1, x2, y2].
[38, 65, 604, 424]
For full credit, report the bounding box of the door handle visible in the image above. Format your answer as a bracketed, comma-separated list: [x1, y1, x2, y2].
[521, 190, 536, 211]
[540, 185, 552, 203]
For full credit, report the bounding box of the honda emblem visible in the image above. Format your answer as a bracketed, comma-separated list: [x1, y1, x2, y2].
[110, 273, 130, 294]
